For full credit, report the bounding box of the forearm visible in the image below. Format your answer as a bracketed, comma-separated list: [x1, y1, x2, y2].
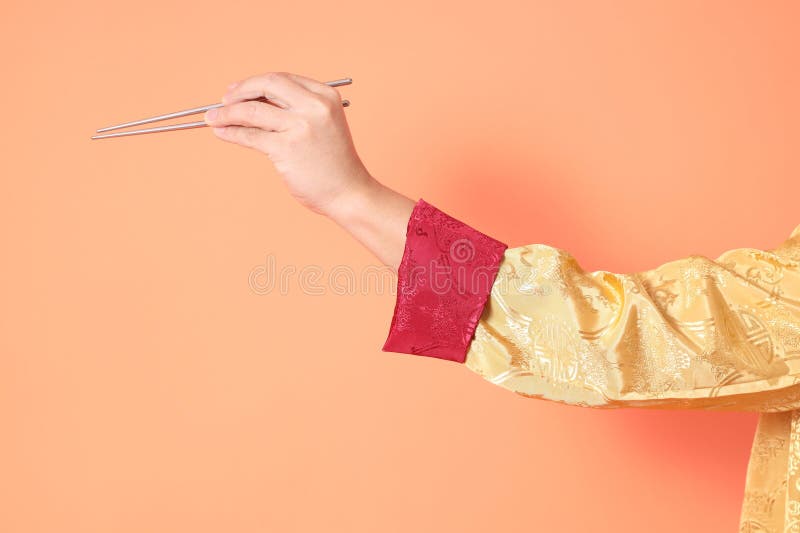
[465, 226, 800, 411]
[323, 173, 416, 273]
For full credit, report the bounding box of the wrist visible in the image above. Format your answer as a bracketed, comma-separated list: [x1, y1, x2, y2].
[322, 171, 415, 271]
[320, 169, 382, 225]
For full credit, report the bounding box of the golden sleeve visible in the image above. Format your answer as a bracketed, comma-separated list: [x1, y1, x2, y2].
[464, 223, 800, 412]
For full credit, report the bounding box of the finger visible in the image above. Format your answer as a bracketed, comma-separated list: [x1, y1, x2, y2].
[211, 125, 274, 150]
[204, 99, 290, 131]
[286, 73, 342, 101]
[223, 80, 284, 109]
[222, 72, 314, 109]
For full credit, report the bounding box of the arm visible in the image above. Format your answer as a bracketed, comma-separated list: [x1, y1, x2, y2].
[206, 71, 800, 412]
[372, 193, 800, 412]
[322, 177, 415, 274]
[465, 223, 800, 412]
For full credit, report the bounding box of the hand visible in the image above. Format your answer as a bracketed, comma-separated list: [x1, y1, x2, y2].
[204, 72, 375, 217]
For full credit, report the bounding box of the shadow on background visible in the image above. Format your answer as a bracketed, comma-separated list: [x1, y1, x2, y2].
[432, 140, 758, 501]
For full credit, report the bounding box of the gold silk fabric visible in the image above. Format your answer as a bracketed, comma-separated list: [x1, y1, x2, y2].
[463, 223, 800, 532]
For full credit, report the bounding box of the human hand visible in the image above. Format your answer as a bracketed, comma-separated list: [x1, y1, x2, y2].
[204, 72, 376, 217]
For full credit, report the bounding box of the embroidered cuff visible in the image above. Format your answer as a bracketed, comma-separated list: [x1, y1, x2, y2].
[382, 198, 508, 363]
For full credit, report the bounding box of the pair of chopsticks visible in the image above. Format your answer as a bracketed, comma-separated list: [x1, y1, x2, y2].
[91, 77, 353, 139]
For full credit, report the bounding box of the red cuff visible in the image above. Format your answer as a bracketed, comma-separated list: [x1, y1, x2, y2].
[382, 198, 508, 363]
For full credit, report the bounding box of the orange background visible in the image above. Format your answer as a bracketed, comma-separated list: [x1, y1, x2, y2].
[2, 1, 799, 532]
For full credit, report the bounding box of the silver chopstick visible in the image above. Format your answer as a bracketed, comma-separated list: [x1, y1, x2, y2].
[92, 77, 353, 140]
[91, 99, 350, 140]
[95, 104, 224, 133]
[92, 121, 209, 139]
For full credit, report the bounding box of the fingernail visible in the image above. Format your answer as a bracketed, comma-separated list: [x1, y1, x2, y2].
[205, 108, 218, 123]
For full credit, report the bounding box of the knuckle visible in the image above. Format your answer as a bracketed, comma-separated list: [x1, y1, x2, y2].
[233, 128, 252, 146]
[310, 95, 334, 118]
[226, 126, 240, 139]
[322, 85, 340, 100]
[243, 100, 260, 122]
[243, 127, 261, 145]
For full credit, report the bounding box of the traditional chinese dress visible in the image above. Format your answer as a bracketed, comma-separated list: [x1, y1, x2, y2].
[382, 199, 800, 532]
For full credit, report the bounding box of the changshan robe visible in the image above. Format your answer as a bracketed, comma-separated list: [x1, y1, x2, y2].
[382, 199, 800, 532]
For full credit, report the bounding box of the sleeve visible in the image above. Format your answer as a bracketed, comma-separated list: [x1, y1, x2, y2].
[381, 198, 508, 362]
[382, 198, 800, 412]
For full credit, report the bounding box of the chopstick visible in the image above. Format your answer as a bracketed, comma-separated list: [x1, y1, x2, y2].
[92, 77, 352, 140]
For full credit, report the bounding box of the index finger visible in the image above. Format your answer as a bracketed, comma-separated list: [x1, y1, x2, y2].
[222, 72, 314, 109]
[286, 73, 342, 100]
